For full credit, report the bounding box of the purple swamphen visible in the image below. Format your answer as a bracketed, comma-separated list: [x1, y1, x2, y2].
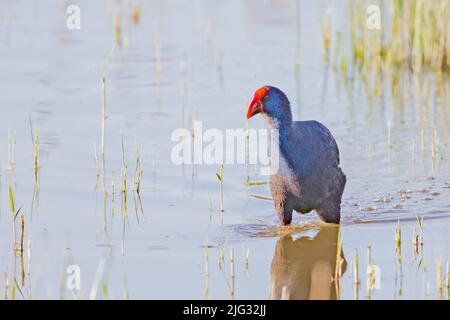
[246, 86, 346, 225]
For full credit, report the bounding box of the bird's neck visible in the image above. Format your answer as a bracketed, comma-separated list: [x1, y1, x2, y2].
[262, 114, 292, 133]
[262, 115, 293, 162]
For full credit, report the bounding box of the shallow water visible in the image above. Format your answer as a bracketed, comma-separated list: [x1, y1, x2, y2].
[0, 0, 449, 299]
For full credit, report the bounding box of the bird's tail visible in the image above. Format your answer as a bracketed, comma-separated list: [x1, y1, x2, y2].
[338, 168, 346, 199]
[339, 169, 346, 192]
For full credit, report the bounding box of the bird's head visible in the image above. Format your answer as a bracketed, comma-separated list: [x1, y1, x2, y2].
[246, 86, 292, 126]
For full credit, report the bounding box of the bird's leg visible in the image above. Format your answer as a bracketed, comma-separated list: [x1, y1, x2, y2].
[275, 198, 293, 225]
[316, 200, 341, 224]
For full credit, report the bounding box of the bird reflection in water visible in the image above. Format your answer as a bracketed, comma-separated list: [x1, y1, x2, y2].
[270, 225, 346, 300]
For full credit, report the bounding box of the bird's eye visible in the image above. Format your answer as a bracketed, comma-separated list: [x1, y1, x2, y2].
[263, 94, 269, 100]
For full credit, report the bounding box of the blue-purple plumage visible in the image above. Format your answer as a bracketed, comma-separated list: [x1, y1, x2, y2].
[247, 86, 346, 224]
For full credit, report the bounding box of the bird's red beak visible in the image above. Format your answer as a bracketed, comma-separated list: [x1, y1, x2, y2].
[246, 98, 263, 119]
[246, 86, 268, 119]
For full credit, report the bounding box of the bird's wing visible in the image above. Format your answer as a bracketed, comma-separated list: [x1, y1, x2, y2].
[308, 120, 340, 165]
[287, 120, 341, 178]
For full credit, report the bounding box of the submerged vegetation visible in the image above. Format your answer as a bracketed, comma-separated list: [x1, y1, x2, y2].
[323, 0, 450, 75]
[324, 0, 450, 125]
[349, 0, 449, 74]
[216, 163, 225, 224]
